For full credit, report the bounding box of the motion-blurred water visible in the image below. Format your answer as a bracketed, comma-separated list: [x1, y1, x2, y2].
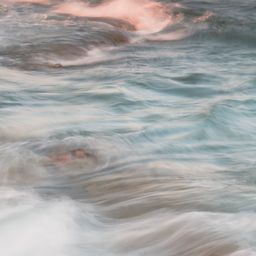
[0, 0, 256, 255]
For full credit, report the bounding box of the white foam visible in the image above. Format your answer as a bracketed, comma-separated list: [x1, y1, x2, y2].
[54, 0, 173, 34]
[47, 47, 118, 68]
[144, 29, 192, 42]
[0, 189, 79, 256]
[0, 187, 256, 256]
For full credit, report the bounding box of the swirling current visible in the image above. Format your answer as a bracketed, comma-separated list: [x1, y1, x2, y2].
[0, 0, 256, 255]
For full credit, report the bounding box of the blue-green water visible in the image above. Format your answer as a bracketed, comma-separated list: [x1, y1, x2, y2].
[0, 0, 256, 255]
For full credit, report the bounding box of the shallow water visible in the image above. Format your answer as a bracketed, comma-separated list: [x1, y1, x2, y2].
[0, 0, 256, 255]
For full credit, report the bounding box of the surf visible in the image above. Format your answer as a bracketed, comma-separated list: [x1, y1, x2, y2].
[54, 0, 172, 34]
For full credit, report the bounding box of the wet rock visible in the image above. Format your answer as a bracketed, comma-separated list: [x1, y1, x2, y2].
[49, 148, 95, 165]
[48, 63, 63, 68]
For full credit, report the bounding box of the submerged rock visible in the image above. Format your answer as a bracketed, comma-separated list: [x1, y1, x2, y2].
[49, 148, 95, 165]
[48, 63, 63, 68]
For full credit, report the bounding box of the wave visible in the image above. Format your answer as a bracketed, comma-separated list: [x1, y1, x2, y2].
[1, 191, 256, 256]
[53, 0, 173, 34]
[4, 0, 175, 33]
[0, 27, 130, 69]
[1, 133, 256, 255]
[1, 0, 254, 71]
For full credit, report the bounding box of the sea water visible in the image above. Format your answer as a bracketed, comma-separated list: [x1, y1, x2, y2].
[0, 0, 256, 255]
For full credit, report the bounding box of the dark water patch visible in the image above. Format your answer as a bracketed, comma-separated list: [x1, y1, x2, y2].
[171, 72, 223, 85]
[72, 16, 136, 31]
[0, 7, 132, 70]
[0, 29, 130, 70]
[125, 75, 229, 99]
[162, 86, 227, 98]
[194, 28, 256, 47]
[167, 0, 256, 47]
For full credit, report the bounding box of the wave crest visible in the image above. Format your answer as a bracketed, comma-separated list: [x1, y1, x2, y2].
[54, 0, 173, 33]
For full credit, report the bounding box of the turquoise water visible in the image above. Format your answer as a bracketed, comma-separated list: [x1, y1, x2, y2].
[0, 0, 256, 255]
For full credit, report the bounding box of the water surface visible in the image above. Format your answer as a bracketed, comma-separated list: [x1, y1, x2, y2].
[0, 0, 256, 255]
